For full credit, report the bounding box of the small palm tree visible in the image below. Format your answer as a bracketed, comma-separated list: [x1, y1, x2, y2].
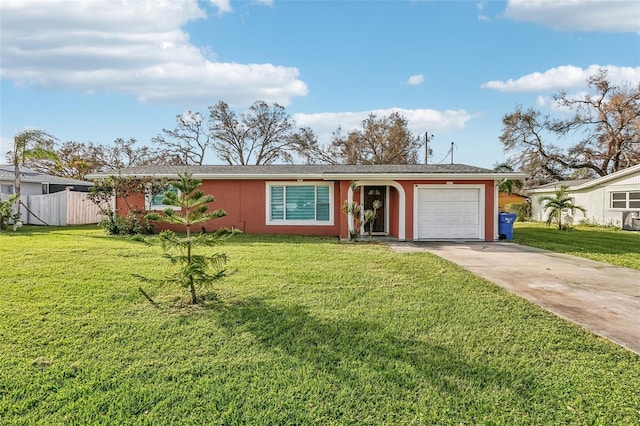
[539, 185, 586, 230]
[494, 162, 524, 195]
[10, 130, 58, 230]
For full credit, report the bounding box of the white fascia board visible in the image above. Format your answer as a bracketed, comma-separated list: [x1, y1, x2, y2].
[528, 164, 640, 193]
[321, 173, 527, 181]
[196, 173, 326, 180]
[87, 171, 528, 182]
[527, 185, 566, 194]
[86, 173, 326, 180]
[570, 165, 640, 190]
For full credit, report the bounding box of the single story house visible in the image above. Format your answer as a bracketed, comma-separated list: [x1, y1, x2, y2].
[528, 164, 640, 230]
[0, 165, 94, 195]
[88, 164, 525, 241]
[1, 165, 99, 226]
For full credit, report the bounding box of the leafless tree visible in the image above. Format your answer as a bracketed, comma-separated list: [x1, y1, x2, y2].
[209, 100, 311, 165]
[153, 111, 211, 165]
[500, 69, 640, 184]
[17, 138, 174, 180]
[340, 112, 421, 164]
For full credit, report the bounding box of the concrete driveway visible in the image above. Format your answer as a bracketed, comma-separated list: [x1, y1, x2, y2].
[388, 241, 640, 355]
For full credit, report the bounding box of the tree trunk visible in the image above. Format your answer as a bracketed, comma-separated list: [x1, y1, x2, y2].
[186, 234, 197, 304]
[189, 280, 197, 305]
[558, 212, 562, 230]
[12, 144, 21, 231]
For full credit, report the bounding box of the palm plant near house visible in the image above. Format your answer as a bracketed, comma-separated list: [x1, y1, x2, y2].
[363, 199, 382, 240]
[494, 162, 524, 195]
[341, 201, 362, 241]
[9, 130, 58, 230]
[539, 185, 586, 230]
[145, 173, 238, 304]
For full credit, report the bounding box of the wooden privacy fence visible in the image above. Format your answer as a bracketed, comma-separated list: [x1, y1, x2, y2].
[24, 190, 103, 226]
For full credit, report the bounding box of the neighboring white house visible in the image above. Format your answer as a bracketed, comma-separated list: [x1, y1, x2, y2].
[528, 164, 640, 230]
[0, 164, 94, 195]
[0, 165, 101, 225]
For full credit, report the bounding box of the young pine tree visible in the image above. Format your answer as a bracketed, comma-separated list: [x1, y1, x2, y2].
[145, 173, 237, 304]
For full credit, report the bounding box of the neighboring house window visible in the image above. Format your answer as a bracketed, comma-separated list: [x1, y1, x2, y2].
[146, 185, 181, 210]
[267, 183, 333, 225]
[0, 184, 14, 194]
[610, 191, 640, 209]
[42, 182, 50, 194]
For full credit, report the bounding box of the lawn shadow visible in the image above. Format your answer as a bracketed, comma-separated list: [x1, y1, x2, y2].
[0, 224, 103, 237]
[214, 233, 340, 247]
[213, 297, 540, 406]
[0, 225, 62, 236]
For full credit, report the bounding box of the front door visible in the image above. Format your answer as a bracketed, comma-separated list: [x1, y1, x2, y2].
[364, 186, 386, 233]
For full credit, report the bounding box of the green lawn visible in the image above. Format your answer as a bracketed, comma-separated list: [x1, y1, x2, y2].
[1, 226, 639, 425]
[513, 222, 640, 270]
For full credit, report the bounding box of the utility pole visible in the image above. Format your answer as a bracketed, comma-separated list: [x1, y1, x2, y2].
[424, 132, 433, 165]
[450, 141, 454, 164]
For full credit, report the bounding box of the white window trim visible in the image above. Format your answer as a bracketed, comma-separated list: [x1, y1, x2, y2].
[266, 182, 334, 226]
[145, 184, 181, 211]
[608, 190, 640, 210]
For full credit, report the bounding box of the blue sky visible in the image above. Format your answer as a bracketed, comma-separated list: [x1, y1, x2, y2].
[1, 0, 638, 168]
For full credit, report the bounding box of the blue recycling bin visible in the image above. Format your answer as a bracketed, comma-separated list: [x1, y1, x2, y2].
[498, 213, 517, 240]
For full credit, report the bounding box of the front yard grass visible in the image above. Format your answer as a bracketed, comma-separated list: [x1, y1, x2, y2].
[1, 226, 639, 424]
[513, 221, 640, 270]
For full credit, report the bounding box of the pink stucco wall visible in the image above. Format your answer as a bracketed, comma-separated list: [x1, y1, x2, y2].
[118, 178, 496, 240]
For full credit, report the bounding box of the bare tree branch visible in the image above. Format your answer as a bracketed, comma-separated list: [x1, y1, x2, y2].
[500, 69, 640, 185]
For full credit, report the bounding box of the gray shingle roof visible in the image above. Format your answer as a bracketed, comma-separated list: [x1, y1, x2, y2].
[529, 164, 640, 192]
[0, 165, 93, 186]
[532, 179, 591, 190]
[87, 163, 500, 178]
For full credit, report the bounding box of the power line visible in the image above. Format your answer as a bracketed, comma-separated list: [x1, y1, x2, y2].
[436, 142, 457, 164]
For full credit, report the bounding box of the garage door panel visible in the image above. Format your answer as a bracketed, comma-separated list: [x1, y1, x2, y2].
[419, 188, 478, 202]
[415, 187, 483, 239]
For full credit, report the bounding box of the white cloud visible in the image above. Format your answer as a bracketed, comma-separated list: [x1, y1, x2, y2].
[0, 137, 12, 160]
[405, 74, 424, 86]
[0, 0, 308, 107]
[255, 0, 274, 6]
[294, 108, 474, 145]
[503, 0, 640, 33]
[476, 2, 489, 21]
[209, 0, 233, 15]
[535, 95, 549, 107]
[482, 65, 640, 92]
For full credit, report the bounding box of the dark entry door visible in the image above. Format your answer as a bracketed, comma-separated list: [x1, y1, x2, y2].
[364, 186, 386, 233]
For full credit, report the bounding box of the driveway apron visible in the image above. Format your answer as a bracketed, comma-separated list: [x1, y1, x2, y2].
[388, 241, 640, 355]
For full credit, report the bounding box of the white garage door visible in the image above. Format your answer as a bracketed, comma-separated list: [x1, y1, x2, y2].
[415, 187, 482, 239]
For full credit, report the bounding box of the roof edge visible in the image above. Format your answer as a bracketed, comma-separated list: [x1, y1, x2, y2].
[86, 171, 527, 181]
[528, 164, 640, 193]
